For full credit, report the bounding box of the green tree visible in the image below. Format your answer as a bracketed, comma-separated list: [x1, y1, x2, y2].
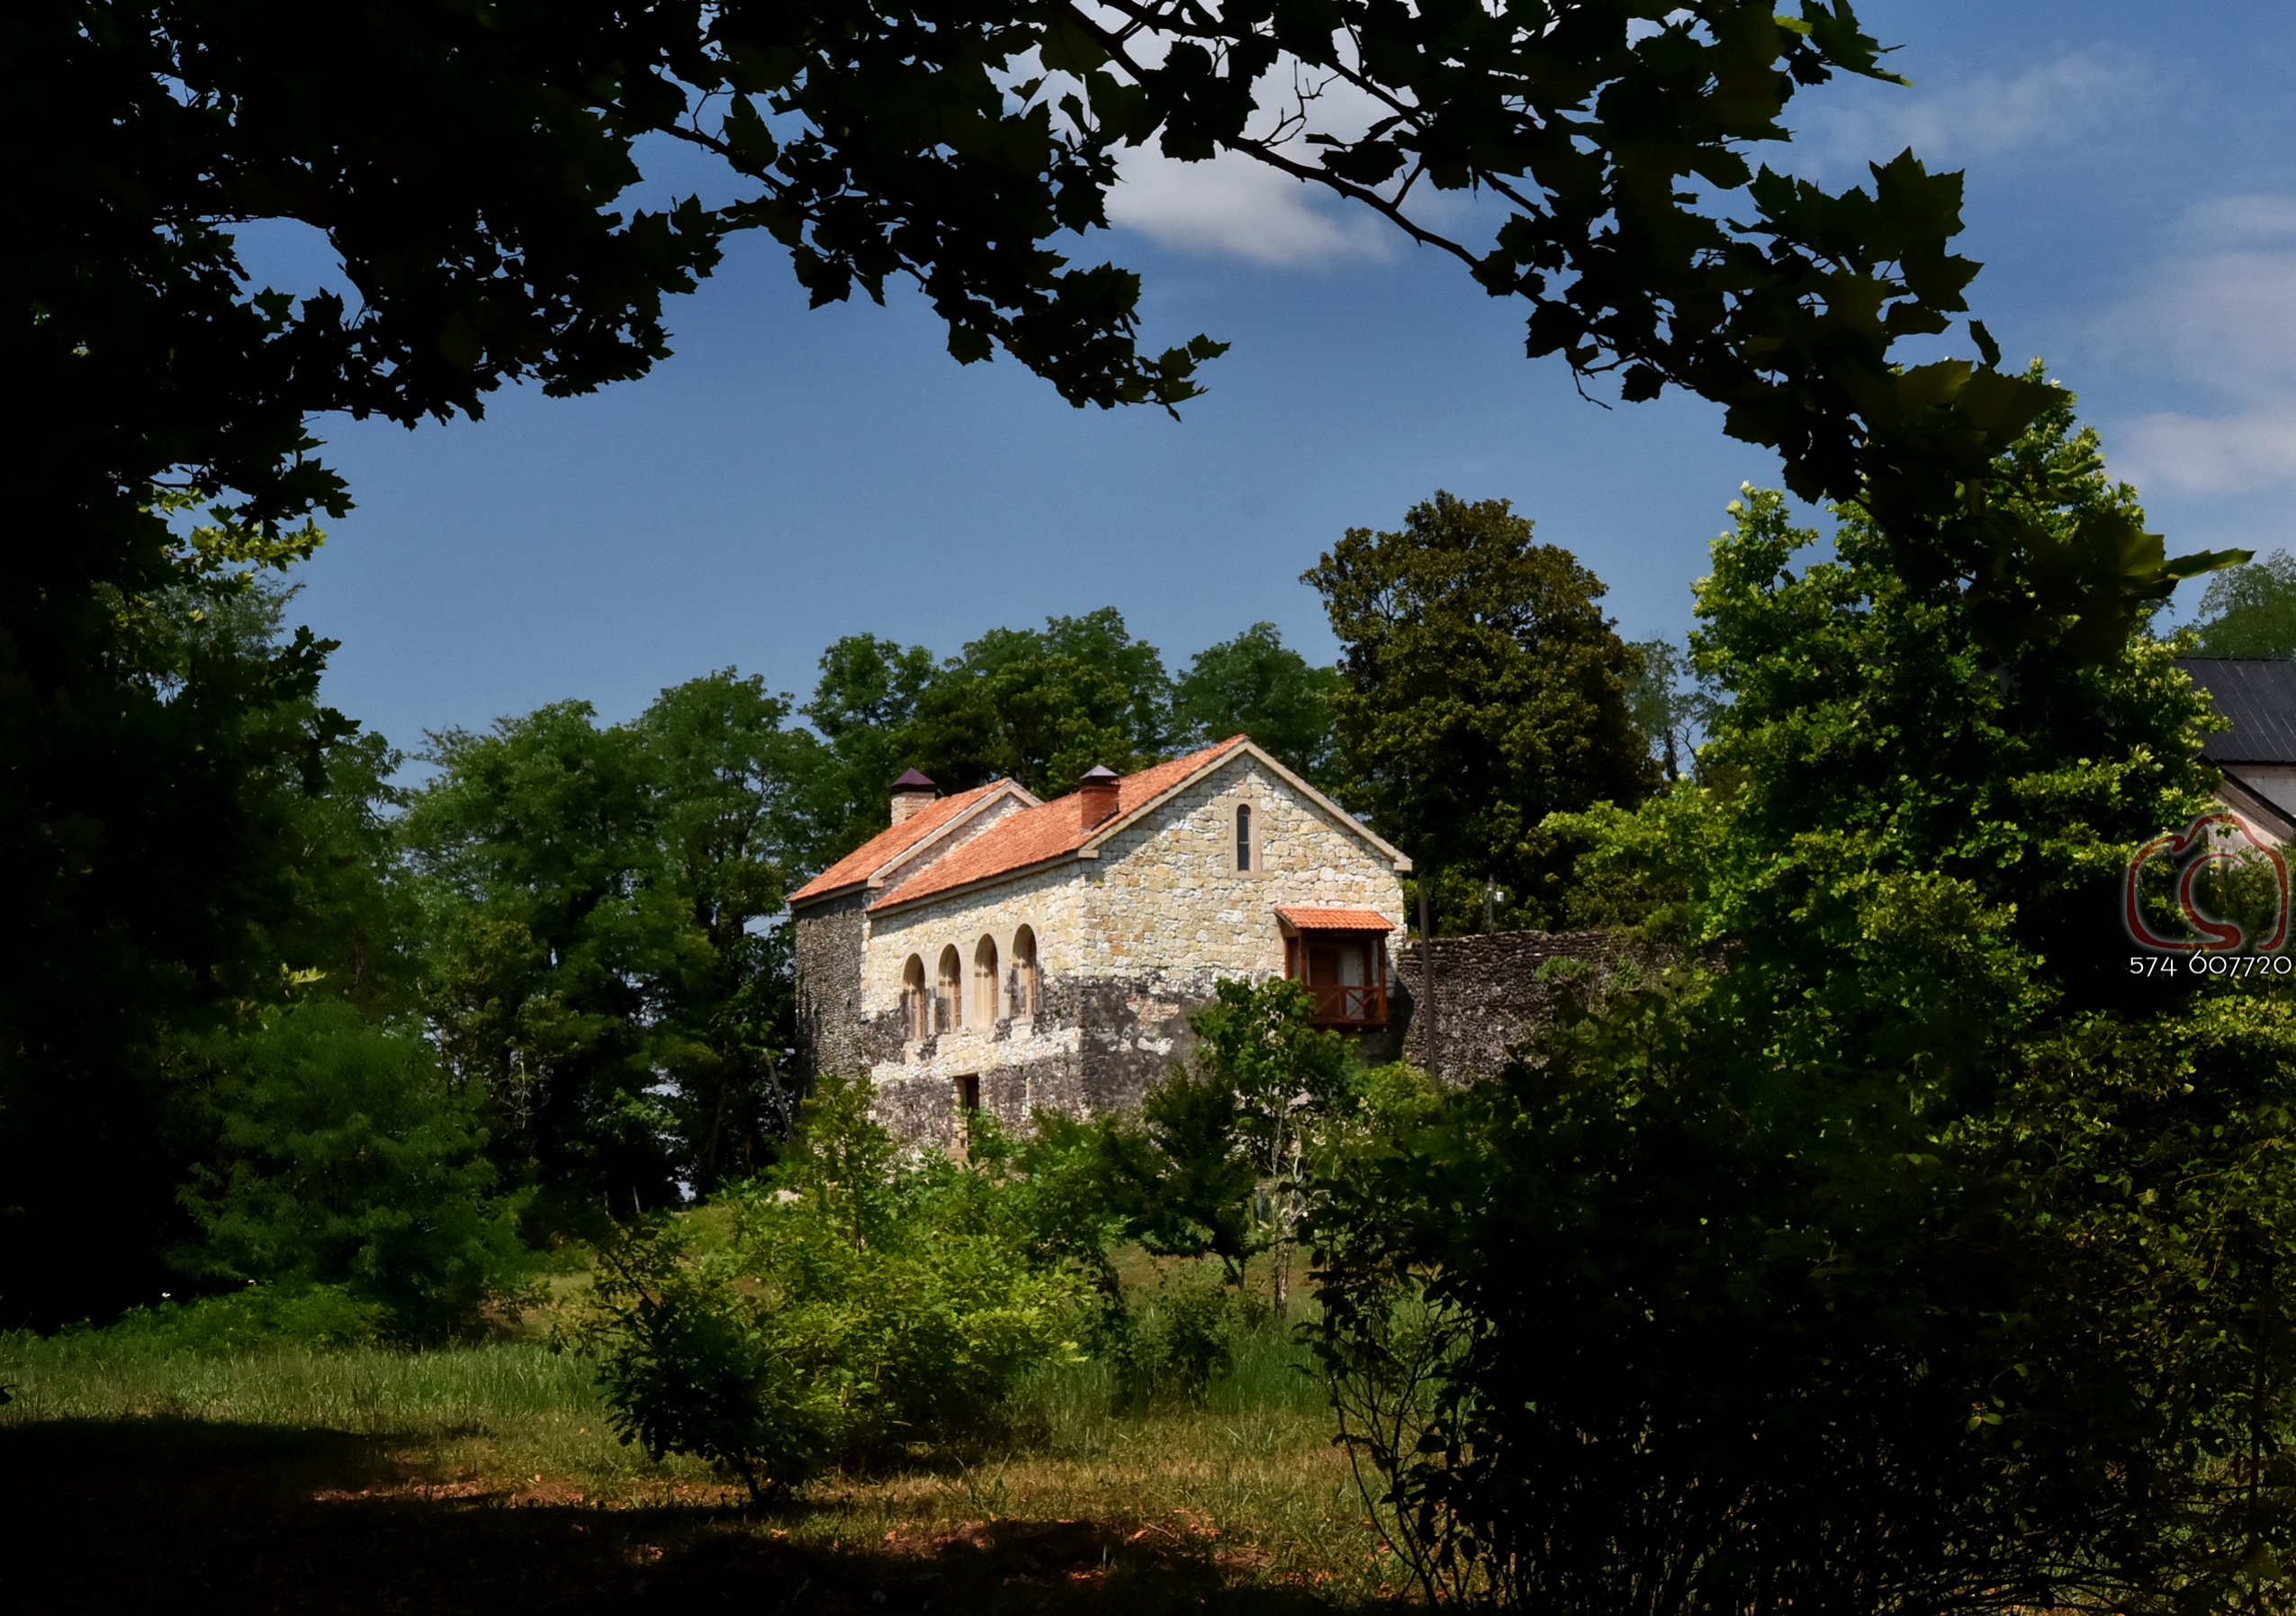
[405, 702, 685, 1223]
[801, 609, 1175, 850]
[799, 634, 945, 861]
[1307, 492, 1660, 932]
[935, 608, 1175, 795]
[1622, 636, 1715, 782]
[2192, 549, 2296, 658]
[1096, 1064, 1262, 1286]
[1187, 978, 1353, 1315]
[190, 573, 424, 1018]
[179, 998, 527, 1345]
[0, 512, 364, 1328]
[1312, 385, 2285, 1611]
[1174, 623, 1344, 790]
[635, 672, 825, 1190]
[408, 673, 830, 1218]
[1093, 979, 1353, 1305]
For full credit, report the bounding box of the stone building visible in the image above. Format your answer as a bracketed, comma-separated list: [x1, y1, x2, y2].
[788, 736, 1412, 1145]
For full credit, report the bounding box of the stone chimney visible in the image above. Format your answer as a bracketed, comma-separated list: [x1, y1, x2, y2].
[1077, 765, 1120, 830]
[890, 769, 937, 826]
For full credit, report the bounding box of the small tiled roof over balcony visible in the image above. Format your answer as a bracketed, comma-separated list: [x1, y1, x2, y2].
[1274, 907, 1396, 931]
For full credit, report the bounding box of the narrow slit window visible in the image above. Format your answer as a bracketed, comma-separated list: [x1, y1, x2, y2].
[1236, 803, 1253, 871]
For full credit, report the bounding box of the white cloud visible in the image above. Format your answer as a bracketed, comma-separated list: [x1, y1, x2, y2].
[2120, 412, 2296, 496]
[1106, 146, 1394, 267]
[1070, 19, 1412, 270]
[2108, 198, 2296, 496]
[1802, 48, 2149, 174]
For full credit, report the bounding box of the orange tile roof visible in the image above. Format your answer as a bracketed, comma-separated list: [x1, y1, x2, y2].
[1274, 907, 1397, 932]
[870, 736, 1249, 911]
[788, 781, 1008, 905]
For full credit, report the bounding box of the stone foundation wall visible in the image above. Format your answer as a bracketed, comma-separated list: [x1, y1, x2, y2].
[1387, 931, 1620, 1080]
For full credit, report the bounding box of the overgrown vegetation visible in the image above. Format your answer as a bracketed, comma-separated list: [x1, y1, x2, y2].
[23, 6, 2294, 1611]
[1310, 384, 2296, 1613]
[575, 986, 1379, 1498]
[581, 1078, 1092, 1501]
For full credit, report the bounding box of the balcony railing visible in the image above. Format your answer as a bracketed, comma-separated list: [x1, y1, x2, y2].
[1307, 981, 1388, 1028]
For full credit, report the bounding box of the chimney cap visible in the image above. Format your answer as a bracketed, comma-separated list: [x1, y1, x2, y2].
[891, 769, 937, 790]
[1078, 765, 1119, 785]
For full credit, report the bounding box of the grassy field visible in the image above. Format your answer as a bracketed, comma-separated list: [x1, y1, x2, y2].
[1, 1295, 1406, 1614]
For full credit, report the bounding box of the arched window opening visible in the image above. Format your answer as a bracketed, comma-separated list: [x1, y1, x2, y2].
[901, 955, 929, 1042]
[936, 945, 963, 1033]
[973, 935, 1000, 1024]
[1012, 925, 1040, 1018]
[1236, 803, 1254, 871]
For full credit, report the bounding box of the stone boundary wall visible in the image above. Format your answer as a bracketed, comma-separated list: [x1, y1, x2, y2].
[1388, 931, 1620, 1080]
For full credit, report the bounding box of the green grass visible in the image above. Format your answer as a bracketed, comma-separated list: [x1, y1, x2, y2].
[1, 1295, 1403, 1612]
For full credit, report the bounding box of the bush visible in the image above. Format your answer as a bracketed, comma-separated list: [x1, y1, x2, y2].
[582, 1078, 1089, 1500]
[80, 1284, 386, 1355]
[1107, 1268, 1245, 1410]
[1310, 401, 2296, 1613]
[178, 999, 530, 1345]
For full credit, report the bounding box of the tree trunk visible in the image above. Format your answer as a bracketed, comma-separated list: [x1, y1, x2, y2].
[1483, 875, 1496, 934]
[1418, 873, 1439, 1083]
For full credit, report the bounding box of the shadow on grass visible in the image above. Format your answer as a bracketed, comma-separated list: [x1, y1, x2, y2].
[2, 1418, 1379, 1615]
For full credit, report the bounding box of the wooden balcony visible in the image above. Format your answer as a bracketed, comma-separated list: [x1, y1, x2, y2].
[1306, 980, 1389, 1028]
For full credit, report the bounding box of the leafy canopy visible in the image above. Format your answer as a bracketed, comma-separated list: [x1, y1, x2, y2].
[1173, 624, 1345, 791]
[2192, 549, 2296, 659]
[404, 673, 824, 1221]
[1312, 384, 2271, 1612]
[1308, 492, 1658, 928]
[802, 609, 1177, 850]
[178, 999, 527, 1346]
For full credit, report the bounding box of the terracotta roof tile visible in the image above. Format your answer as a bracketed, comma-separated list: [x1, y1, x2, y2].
[1274, 907, 1396, 932]
[788, 781, 1006, 905]
[870, 737, 1249, 911]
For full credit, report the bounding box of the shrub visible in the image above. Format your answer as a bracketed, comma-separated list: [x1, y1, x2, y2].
[84, 1284, 386, 1355]
[582, 1077, 1089, 1501]
[178, 998, 530, 1344]
[1310, 399, 2296, 1614]
[1108, 1268, 1242, 1410]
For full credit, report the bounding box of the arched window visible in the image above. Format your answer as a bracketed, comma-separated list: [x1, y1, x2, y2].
[1236, 803, 1253, 871]
[1012, 925, 1040, 1018]
[901, 955, 929, 1042]
[936, 944, 963, 1033]
[973, 935, 1000, 1024]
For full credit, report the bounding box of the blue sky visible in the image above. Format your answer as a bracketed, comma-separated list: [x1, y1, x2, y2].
[272, 3, 2296, 755]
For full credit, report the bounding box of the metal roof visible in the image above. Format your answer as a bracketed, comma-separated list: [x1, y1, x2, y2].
[2179, 659, 2296, 763]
